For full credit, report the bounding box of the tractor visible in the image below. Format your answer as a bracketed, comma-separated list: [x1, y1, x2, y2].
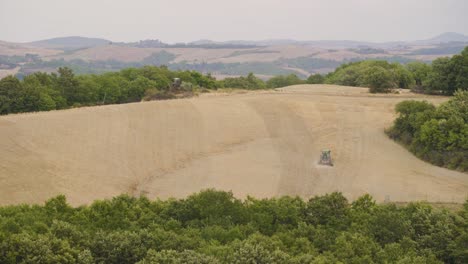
[319, 149, 333, 166]
[170, 78, 182, 91]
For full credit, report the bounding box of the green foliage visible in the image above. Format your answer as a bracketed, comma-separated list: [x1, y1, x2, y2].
[305, 192, 349, 227]
[266, 74, 304, 88]
[306, 74, 325, 84]
[423, 46, 468, 95]
[321, 46, 467, 94]
[406, 61, 432, 87]
[324, 60, 414, 93]
[364, 66, 395, 93]
[1, 190, 466, 263]
[387, 92, 468, 171]
[0, 66, 221, 115]
[222, 73, 266, 89]
[0, 75, 22, 114]
[168, 61, 301, 77]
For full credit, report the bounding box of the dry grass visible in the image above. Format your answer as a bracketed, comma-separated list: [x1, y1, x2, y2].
[1, 85, 467, 206]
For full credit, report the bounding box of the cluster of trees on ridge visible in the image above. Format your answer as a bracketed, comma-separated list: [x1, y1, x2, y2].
[0, 65, 310, 115]
[324, 46, 468, 94]
[387, 91, 468, 171]
[1, 189, 467, 263]
[0, 66, 218, 115]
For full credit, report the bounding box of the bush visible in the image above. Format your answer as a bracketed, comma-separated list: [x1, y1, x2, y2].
[387, 91, 468, 171]
[266, 74, 304, 88]
[364, 66, 395, 93]
[222, 73, 266, 89]
[325, 60, 414, 92]
[306, 74, 325, 84]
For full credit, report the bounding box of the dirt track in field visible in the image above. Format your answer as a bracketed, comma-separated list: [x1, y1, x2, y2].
[0, 85, 467, 205]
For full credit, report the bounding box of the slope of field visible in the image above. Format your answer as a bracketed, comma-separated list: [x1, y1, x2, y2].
[0, 40, 62, 57]
[0, 85, 467, 205]
[44, 45, 324, 63]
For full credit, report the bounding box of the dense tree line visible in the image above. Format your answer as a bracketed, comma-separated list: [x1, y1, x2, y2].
[0, 65, 311, 115]
[323, 46, 468, 94]
[221, 73, 266, 89]
[324, 60, 414, 93]
[0, 189, 467, 263]
[266, 74, 304, 88]
[222, 73, 321, 89]
[0, 66, 218, 115]
[421, 47, 468, 95]
[386, 91, 468, 171]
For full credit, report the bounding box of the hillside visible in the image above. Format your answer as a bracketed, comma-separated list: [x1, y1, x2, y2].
[0, 33, 466, 78]
[28, 36, 111, 51]
[0, 40, 61, 57]
[424, 32, 468, 43]
[0, 85, 466, 206]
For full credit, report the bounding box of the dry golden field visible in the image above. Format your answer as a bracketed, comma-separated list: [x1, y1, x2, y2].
[1, 85, 467, 205]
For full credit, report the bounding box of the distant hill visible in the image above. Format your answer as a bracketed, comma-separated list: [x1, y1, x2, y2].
[428, 32, 468, 42]
[28, 36, 111, 51]
[415, 32, 468, 44]
[224, 39, 298, 46]
[22, 32, 468, 52]
[1, 33, 465, 78]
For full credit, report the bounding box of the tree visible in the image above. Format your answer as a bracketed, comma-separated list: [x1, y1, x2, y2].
[57, 67, 79, 104]
[306, 74, 324, 84]
[363, 66, 394, 93]
[0, 191, 466, 263]
[0, 76, 22, 114]
[391, 100, 436, 141]
[369, 205, 411, 245]
[451, 47, 468, 93]
[246, 73, 266, 89]
[392, 64, 415, 89]
[324, 60, 415, 91]
[332, 232, 380, 263]
[266, 74, 303, 88]
[388, 91, 468, 171]
[180, 189, 246, 226]
[127, 76, 155, 102]
[425, 58, 451, 94]
[406, 62, 432, 87]
[305, 192, 349, 227]
[223, 73, 266, 89]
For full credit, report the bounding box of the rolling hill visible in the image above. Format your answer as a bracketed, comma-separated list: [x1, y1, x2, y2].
[423, 32, 468, 44]
[28, 36, 111, 51]
[0, 85, 466, 206]
[0, 33, 466, 78]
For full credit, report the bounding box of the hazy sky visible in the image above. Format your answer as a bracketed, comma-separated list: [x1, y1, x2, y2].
[1, 0, 467, 43]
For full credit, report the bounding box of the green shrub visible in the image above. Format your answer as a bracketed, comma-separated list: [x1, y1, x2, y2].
[387, 91, 468, 171]
[266, 74, 304, 88]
